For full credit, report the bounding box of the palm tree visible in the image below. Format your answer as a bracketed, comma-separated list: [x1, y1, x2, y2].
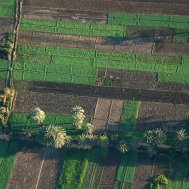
[29, 107, 45, 126]
[119, 140, 128, 154]
[144, 128, 166, 157]
[72, 106, 85, 129]
[144, 128, 166, 147]
[129, 136, 140, 151]
[44, 125, 68, 148]
[175, 129, 188, 152]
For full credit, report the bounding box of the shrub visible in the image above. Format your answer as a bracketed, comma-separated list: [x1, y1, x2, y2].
[149, 175, 168, 189]
[153, 175, 168, 185]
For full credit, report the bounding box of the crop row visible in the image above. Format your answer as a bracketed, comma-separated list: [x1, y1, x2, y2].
[0, 4, 15, 17]
[57, 149, 90, 189]
[0, 140, 19, 189]
[20, 18, 125, 37]
[108, 13, 189, 29]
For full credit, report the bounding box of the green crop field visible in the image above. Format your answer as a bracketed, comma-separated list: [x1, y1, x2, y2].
[0, 140, 19, 189]
[14, 44, 189, 85]
[0, 0, 16, 18]
[20, 18, 125, 37]
[121, 101, 140, 140]
[117, 152, 138, 186]
[57, 149, 90, 189]
[108, 13, 189, 29]
[173, 29, 189, 44]
[0, 59, 10, 79]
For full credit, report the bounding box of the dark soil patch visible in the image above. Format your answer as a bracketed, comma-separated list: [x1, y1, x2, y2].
[14, 91, 97, 115]
[154, 42, 189, 56]
[157, 82, 189, 93]
[99, 149, 121, 185]
[126, 27, 156, 39]
[122, 0, 189, 3]
[136, 101, 189, 131]
[13, 80, 189, 104]
[0, 18, 14, 34]
[131, 153, 154, 189]
[23, 0, 189, 15]
[98, 69, 157, 90]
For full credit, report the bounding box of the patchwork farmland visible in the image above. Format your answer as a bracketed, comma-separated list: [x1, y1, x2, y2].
[0, 0, 189, 189]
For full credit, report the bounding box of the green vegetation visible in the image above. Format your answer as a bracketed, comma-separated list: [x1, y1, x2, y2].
[57, 149, 90, 189]
[20, 18, 125, 37]
[0, 0, 16, 5]
[149, 175, 168, 189]
[0, 59, 9, 79]
[0, 4, 15, 17]
[0, 140, 19, 189]
[9, 112, 90, 139]
[121, 101, 141, 140]
[167, 159, 189, 189]
[14, 44, 189, 85]
[108, 13, 189, 29]
[81, 147, 108, 189]
[158, 73, 189, 84]
[117, 152, 138, 182]
[173, 29, 189, 44]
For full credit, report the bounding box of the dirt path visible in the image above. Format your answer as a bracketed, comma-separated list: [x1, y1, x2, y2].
[8, 147, 64, 189]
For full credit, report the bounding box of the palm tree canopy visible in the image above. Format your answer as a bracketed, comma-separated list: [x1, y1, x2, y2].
[29, 107, 45, 124]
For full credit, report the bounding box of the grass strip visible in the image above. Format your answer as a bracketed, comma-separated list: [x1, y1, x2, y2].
[0, 140, 19, 189]
[117, 153, 130, 181]
[121, 101, 140, 140]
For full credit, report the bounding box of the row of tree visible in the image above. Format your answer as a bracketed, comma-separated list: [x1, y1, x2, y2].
[27, 107, 189, 157]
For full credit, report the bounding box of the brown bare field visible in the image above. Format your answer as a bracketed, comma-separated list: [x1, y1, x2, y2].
[14, 91, 98, 115]
[136, 102, 189, 131]
[23, 0, 189, 15]
[8, 146, 64, 189]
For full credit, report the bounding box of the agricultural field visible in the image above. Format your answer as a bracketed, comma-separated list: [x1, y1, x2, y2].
[0, 0, 189, 189]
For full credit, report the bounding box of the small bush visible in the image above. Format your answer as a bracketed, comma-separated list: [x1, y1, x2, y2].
[148, 175, 168, 189]
[153, 175, 168, 185]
